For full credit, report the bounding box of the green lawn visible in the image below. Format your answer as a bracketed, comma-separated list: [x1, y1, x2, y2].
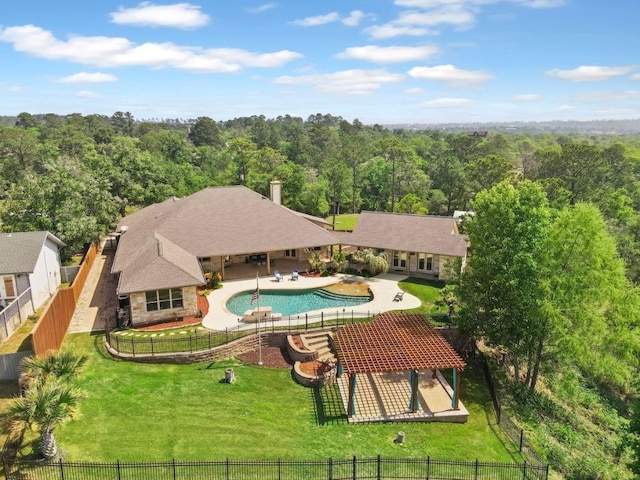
[326, 214, 359, 231]
[26, 333, 524, 463]
[398, 278, 448, 316]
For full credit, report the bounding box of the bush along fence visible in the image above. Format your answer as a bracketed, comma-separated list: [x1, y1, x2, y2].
[104, 310, 378, 358]
[4, 455, 549, 480]
[479, 352, 547, 470]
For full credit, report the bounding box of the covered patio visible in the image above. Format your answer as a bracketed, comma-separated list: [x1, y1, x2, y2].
[334, 312, 468, 423]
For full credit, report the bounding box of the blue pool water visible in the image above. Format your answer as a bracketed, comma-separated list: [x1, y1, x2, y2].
[226, 287, 372, 317]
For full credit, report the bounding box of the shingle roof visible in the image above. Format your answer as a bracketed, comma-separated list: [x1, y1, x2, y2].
[116, 233, 205, 295]
[0, 231, 65, 274]
[334, 312, 466, 374]
[112, 186, 339, 293]
[342, 211, 468, 257]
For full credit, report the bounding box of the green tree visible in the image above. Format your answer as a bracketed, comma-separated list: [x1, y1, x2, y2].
[396, 193, 428, 215]
[188, 116, 224, 148]
[458, 180, 551, 386]
[0, 158, 121, 257]
[20, 349, 88, 390]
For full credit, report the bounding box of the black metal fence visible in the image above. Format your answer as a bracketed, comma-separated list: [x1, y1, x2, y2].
[479, 354, 546, 470]
[4, 455, 548, 480]
[105, 310, 378, 357]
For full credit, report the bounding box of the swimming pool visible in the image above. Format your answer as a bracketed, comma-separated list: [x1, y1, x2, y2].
[226, 287, 372, 317]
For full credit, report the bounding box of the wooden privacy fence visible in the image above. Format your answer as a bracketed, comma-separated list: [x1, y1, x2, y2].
[31, 242, 99, 356]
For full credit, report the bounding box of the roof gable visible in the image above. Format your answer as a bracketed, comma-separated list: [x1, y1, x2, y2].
[0, 231, 64, 274]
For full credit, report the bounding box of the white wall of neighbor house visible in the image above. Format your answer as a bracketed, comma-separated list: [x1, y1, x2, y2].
[129, 286, 199, 326]
[28, 238, 62, 309]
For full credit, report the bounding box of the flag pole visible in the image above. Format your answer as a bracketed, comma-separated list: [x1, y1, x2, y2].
[256, 273, 263, 366]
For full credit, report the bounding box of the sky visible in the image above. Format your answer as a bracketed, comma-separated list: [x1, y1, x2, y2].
[0, 0, 638, 124]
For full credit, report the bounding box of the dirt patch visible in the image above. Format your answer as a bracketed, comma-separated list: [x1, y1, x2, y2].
[236, 346, 292, 369]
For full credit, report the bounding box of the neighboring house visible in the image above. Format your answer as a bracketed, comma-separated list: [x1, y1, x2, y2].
[0, 231, 65, 310]
[112, 183, 338, 326]
[336, 212, 468, 279]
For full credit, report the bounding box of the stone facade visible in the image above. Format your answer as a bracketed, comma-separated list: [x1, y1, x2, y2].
[129, 286, 199, 326]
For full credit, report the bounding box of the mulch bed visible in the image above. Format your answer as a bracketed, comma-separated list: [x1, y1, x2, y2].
[236, 346, 293, 369]
[299, 360, 332, 376]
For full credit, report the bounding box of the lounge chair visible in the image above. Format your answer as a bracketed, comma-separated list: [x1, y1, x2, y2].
[290, 269, 299, 281]
[393, 291, 405, 302]
[274, 270, 283, 282]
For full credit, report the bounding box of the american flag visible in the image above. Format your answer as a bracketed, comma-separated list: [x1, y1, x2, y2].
[250, 288, 259, 305]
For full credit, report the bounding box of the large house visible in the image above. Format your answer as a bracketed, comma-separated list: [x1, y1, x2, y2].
[112, 183, 338, 325]
[112, 184, 468, 326]
[0, 231, 65, 310]
[343, 212, 468, 278]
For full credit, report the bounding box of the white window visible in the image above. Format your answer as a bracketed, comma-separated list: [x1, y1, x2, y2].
[145, 289, 183, 312]
[285, 249, 297, 258]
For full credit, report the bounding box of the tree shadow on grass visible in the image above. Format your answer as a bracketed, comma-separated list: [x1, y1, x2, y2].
[310, 383, 347, 426]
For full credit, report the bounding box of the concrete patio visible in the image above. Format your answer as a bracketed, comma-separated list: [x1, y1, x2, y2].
[201, 273, 421, 331]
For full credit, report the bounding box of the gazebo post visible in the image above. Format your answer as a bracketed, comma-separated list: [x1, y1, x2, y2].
[409, 370, 419, 413]
[337, 361, 343, 377]
[451, 368, 461, 410]
[347, 374, 357, 417]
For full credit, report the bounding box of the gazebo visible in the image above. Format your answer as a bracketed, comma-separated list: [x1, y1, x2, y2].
[333, 312, 468, 423]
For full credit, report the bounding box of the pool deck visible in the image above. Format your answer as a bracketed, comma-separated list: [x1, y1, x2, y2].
[202, 273, 421, 331]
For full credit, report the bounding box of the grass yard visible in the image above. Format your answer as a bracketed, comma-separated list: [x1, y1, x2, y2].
[397, 278, 448, 316]
[20, 332, 524, 464]
[326, 214, 359, 231]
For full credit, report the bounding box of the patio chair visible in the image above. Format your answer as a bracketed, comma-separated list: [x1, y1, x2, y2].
[274, 270, 283, 282]
[290, 269, 299, 281]
[393, 291, 405, 302]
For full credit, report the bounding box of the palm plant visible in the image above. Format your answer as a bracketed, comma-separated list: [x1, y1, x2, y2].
[20, 349, 88, 391]
[6, 380, 84, 459]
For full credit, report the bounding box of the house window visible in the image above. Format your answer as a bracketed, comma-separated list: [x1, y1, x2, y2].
[418, 254, 434, 271]
[3, 276, 15, 297]
[145, 289, 183, 312]
[393, 252, 407, 269]
[285, 249, 297, 258]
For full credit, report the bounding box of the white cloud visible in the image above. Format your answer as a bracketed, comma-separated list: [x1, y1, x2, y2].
[247, 3, 276, 14]
[291, 12, 340, 26]
[275, 69, 405, 95]
[629, 73, 640, 80]
[76, 90, 102, 98]
[336, 45, 439, 64]
[7, 86, 24, 93]
[365, 24, 430, 39]
[0, 25, 302, 73]
[110, 2, 210, 29]
[405, 87, 426, 94]
[516, 0, 566, 8]
[394, 6, 476, 28]
[343, 10, 366, 26]
[422, 97, 473, 107]
[513, 93, 541, 101]
[408, 64, 493, 86]
[547, 65, 636, 82]
[554, 105, 574, 111]
[57, 72, 118, 84]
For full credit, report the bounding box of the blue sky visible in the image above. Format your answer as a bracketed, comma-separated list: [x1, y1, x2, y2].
[0, 0, 638, 124]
